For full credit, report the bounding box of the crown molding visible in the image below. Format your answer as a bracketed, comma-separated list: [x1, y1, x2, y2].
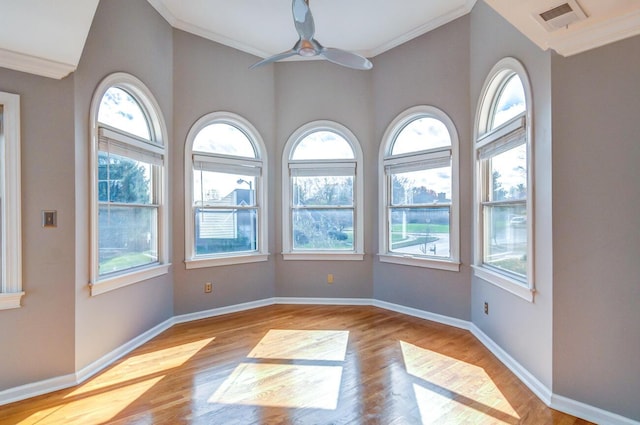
[0, 48, 75, 79]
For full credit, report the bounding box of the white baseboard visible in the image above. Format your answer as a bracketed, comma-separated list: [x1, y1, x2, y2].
[173, 298, 274, 324]
[1, 297, 638, 424]
[551, 394, 640, 425]
[372, 299, 472, 331]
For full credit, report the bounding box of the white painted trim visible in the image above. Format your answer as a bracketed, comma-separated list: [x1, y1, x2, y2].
[0, 47, 76, 80]
[550, 8, 640, 57]
[470, 323, 552, 404]
[185, 254, 269, 269]
[472, 265, 535, 302]
[90, 264, 171, 296]
[0, 292, 25, 310]
[282, 253, 364, 261]
[0, 91, 23, 309]
[274, 297, 371, 306]
[1, 297, 638, 425]
[173, 298, 275, 324]
[373, 299, 471, 331]
[551, 394, 640, 425]
[378, 254, 461, 271]
[367, 0, 478, 57]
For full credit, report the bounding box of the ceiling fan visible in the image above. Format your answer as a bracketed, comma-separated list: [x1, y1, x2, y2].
[250, 0, 373, 70]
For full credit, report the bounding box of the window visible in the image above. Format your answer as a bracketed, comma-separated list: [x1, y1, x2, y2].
[473, 57, 534, 301]
[184, 112, 268, 268]
[282, 121, 364, 260]
[379, 106, 460, 271]
[0, 92, 23, 310]
[90, 73, 169, 296]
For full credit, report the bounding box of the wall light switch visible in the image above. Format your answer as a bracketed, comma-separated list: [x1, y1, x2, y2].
[42, 210, 57, 228]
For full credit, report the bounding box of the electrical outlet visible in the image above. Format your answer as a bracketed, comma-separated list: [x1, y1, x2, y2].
[205, 282, 212, 293]
[327, 274, 334, 284]
[484, 302, 489, 315]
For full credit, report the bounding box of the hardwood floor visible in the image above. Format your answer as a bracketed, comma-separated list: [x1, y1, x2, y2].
[1, 305, 592, 424]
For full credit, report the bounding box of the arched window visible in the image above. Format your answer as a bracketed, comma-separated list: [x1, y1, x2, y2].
[282, 121, 364, 260]
[90, 73, 169, 295]
[379, 106, 460, 271]
[184, 112, 268, 268]
[474, 57, 534, 301]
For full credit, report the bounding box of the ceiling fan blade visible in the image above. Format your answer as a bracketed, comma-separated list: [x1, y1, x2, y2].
[250, 49, 298, 69]
[321, 48, 373, 70]
[292, 0, 315, 41]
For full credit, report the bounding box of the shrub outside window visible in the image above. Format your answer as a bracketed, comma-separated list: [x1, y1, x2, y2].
[379, 106, 460, 271]
[473, 57, 534, 301]
[90, 73, 169, 296]
[185, 112, 268, 268]
[282, 121, 364, 260]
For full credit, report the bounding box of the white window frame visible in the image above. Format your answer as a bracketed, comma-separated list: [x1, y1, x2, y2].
[184, 112, 269, 268]
[282, 121, 364, 261]
[378, 106, 460, 271]
[89, 73, 170, 296]
[0, 92, 23, 310]
[472, 57, 535, 302]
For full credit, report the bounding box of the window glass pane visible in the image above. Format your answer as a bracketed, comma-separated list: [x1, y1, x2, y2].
[292, 209, 354, 250]
[489, 144, 527, 202]
[98, 151, 153, 204]
[483, 204, 527, 278]
[195, 208, 257, 255]
[193, 123, 256, 158]
[389, 207, 450, 258]
[491, 75, 525, 129]
[392, 117, 451, 155]
[193, 170, 256, 207]
[291, 131, 354, 160]
[98, 87, 150, 140]
[98, 205, 158, 275]
[391, 167, 452, 206]
[293, 176, 353, 207]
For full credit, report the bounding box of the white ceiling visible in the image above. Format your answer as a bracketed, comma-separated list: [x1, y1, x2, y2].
[0, 0, 639, 79]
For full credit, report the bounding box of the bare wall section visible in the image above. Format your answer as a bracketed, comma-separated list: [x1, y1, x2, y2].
[273, 61, 374, 299]
[0, 68, 76, 390]
[551, 35, 640, 421]
[371, 16, 472, 320]
[73, 0, 174, 370]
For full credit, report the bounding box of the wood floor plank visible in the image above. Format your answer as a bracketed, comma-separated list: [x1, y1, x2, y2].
[0, 305, 593, 424]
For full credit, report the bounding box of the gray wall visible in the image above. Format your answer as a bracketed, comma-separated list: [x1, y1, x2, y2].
[274, 61, 374, 299]
[172, 30, 277, 314]
[551, 35, 640, 420]
[72, 0, 174, 370]
[0, 68, 76, 389]
[371, 16, 472, 320]
[469, 2, 554, 388]
[1, 0, 638, 421]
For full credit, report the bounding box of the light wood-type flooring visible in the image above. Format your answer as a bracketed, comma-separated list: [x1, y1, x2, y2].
[1, 305, 593, 424]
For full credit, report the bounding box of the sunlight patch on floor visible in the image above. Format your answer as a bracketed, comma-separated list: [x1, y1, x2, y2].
[400, 341, 520, 424]
[209, 329, 349, 410]
[248, 329, 349, 361]
[16, 338, 214, 425]
[66, 337, 214, 397]
[208, 363, 343, 409]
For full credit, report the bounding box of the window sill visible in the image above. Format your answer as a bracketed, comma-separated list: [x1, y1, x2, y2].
[0, 292, 25, 310]
[282, 252, 364, 261]
[378, 254, 460, 271]
[90, 263, 171, 296]
[185, 253, 269, 269]
[472, 265, 535, 302]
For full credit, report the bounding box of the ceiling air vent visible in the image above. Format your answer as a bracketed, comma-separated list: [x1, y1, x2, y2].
[534, 0, 587, 31]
